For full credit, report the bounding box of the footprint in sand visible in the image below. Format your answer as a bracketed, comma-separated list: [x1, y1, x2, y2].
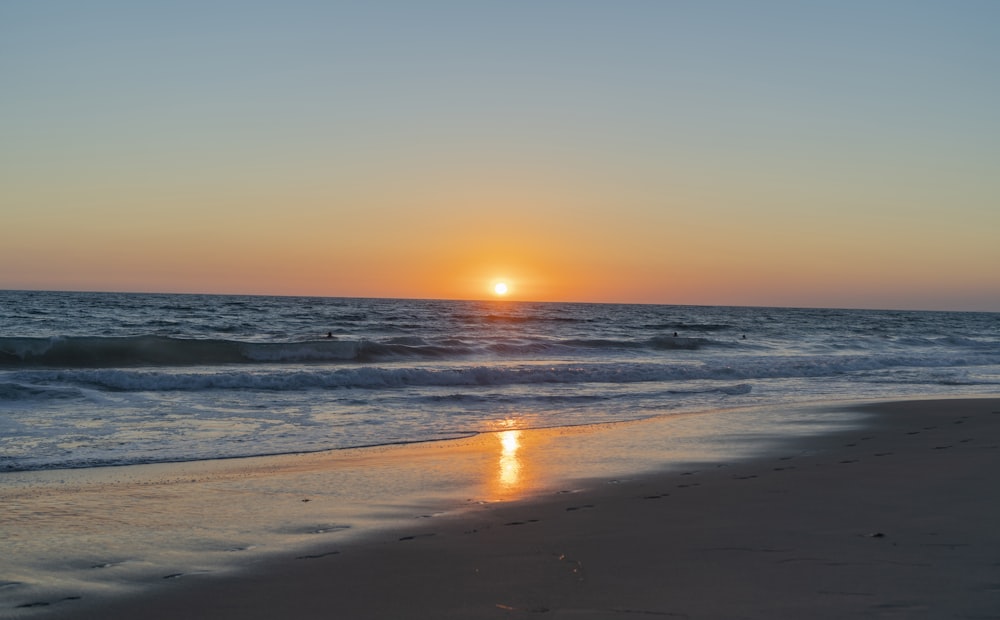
[311, 525, 350, 535]
[160, 570, 210, 580]
[296, 550, 340, 560]
[398, 533, 436, 541]
[15, 597, 82, 609]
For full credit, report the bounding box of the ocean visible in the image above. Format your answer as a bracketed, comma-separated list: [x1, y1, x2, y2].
[3, 290, 999, 473]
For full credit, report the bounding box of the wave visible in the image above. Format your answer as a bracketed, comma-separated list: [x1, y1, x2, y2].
[649, 335, 714, 350]
[412, 382, 753, 406]
[0, 336, 465, 368]
[0, 381, 85, 401]
[8, 346, 999, 394]
[644, 322, 733, 332]
[448, 312, 593, 324]
[1, 329, 995, 371]
[0, 333, 732, 369]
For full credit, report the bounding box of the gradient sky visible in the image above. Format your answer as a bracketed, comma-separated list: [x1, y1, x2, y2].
[3, 1, 998, 310]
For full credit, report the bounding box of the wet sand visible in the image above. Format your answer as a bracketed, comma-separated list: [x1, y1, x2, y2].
[31, 397, 1000, 620]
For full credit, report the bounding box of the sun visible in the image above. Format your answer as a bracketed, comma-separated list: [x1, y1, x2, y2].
[493, 282, 509, 296]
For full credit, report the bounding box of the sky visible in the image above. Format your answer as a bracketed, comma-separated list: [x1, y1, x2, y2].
[2, 1, 998, 311]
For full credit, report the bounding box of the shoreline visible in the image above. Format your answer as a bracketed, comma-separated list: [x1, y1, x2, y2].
[12, 396, 1000, 619]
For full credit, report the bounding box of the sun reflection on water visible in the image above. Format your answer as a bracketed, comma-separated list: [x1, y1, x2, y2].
[497, 429, 522, 489]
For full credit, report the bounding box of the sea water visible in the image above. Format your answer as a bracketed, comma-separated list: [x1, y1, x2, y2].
[2, 290, 999, 472]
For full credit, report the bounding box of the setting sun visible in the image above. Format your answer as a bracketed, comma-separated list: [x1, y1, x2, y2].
[494, 282, 509, 296]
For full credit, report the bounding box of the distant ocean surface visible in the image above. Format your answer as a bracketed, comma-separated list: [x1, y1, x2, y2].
[2, 290, 999, 472]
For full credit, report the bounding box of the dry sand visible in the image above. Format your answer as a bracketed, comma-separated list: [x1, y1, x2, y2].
[41, 398, 1000, 619]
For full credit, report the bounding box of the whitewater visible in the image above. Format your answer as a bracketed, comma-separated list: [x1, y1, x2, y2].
[2, 290, 999, 472]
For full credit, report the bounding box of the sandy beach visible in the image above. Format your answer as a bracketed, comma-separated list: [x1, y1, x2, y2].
[23, 397, 997, 620]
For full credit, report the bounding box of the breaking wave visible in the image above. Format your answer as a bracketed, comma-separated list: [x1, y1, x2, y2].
[0, 334, 726, 368]
[6, 347, 998, 395]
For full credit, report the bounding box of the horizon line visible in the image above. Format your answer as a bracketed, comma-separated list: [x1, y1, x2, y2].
[2, 286, 997, 315]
